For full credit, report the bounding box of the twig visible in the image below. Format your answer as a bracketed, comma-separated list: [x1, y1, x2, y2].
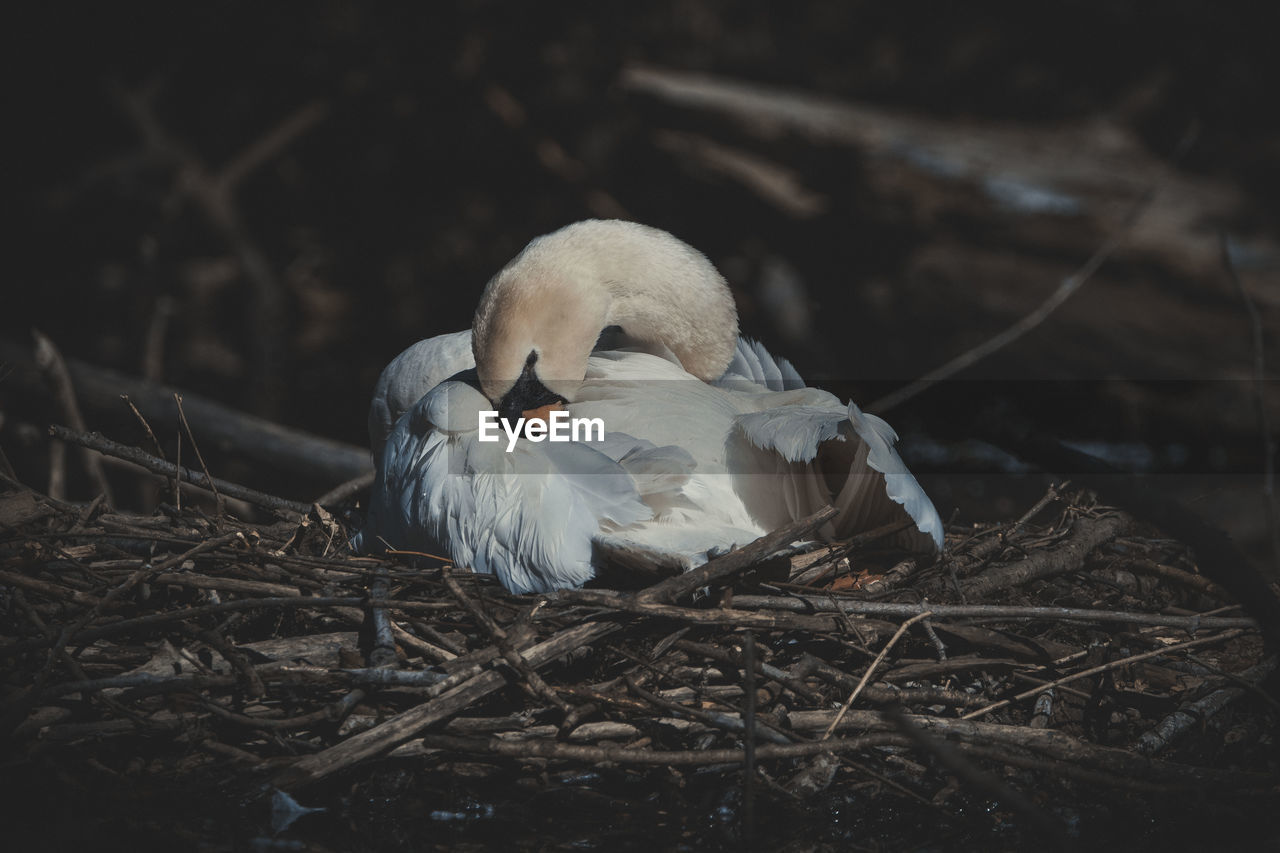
[33, 331, 113, 505]
[272, 619, 620, 790]
[365, 566, 397, 667]
[314, 471, 376, 507]
[417, 732, 909, 765]
[174, 393, 224, 517]
[218, 100, 330, 191]
[0, 335, 371, 484]
[639, 505, 837, 604]
[200, 689, 363, 732]
[1135, 657, 1277, 755]
[49, 425, 310, 517]
[962, 629, 1248, 720]
[741, 630, 758, 844]
[674, 639, 826, 703]
[441, 567, 571, 713]
[557, 589, 856, 633]
[109, 83, 324, 417]
[869, 122, 1199, 414]
[960, 513, 1128, 598]
[624, 674, 790, 745]
[728, 594, 1255, 632]
[122, 393, 177, 505]
[822, 611, 932, 739]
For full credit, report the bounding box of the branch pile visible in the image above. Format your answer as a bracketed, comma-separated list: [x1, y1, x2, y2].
[1, 472, 1275, 848]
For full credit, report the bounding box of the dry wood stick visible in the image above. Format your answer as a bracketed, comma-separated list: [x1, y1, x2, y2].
[559, 589, 853, 632]
[272, 619, 620, 790]
[0, 336, 371, 484]
[960, 513, 1128, 598]
[962, 629, 1248, 720]
[822, 611, 932, 740]
[639, 505, 837, 603]
[314, 471, 376, 507]
[1135, 657, 1277, 756]
[727, 594, 1256, 631]
[33, 331, 113, 504]
[417, 731, 908, 765]
[1126, 558, 1230, 600]
[440, 566, 570, 713]
[200, 689, 364, 732]
[49, 425, 310, 517]
[673, 639, 826, 703]
[174, 393, 224, 516]
[366, 566, 396, 668]
[624, 674, 790, 745]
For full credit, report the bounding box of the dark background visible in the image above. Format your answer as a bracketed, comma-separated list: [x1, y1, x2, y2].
[6, 1, 1278, 564]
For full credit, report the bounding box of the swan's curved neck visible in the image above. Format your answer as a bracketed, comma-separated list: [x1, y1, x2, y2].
[473, 221, 740, 402]
[566, 221, 740, 381]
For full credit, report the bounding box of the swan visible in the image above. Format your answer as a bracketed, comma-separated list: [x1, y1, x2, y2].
[354, 220, 943, 594]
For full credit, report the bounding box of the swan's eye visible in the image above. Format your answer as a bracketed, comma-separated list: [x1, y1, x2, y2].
[594, 325, 625, 351]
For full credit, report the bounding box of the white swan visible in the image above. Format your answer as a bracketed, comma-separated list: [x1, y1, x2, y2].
[355, 220, 943, 593]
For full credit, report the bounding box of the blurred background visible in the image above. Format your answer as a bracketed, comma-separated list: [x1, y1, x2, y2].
[5, 1, 1277, 566]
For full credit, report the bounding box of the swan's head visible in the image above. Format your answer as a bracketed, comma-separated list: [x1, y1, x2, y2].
[473, 263, 607, 422]
[472, 220, 740, 422]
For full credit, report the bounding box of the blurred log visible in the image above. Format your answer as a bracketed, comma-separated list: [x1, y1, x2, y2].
[622, 65, 1280, 284]
[0, 336, 371, 488]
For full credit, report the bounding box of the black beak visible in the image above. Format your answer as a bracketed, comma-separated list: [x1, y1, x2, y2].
[497, 356, 565, 427]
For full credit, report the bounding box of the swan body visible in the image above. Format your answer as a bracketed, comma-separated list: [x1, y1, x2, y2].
[355, 221, 943, 593]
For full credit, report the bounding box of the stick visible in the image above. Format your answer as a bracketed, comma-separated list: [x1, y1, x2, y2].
[440, 567, 570, 713]
[822, 612, 932, 740]
[960, 513, 1128, 598]
[49, 425, 310, 517]
[0, 336, 371, 484]
[417, 732, 908, 766]
[174, 393, 224, 516]
[272, 620, 620, 790]
[639, 505, 837, 603]
[962, 629, 1248, 720]
[727, 594, 1254, 632]
[314, 471, 376, 507]
[33, 331, 113, 505]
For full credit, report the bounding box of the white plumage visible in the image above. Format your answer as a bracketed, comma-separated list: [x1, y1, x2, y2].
[354, 221, 943, 593]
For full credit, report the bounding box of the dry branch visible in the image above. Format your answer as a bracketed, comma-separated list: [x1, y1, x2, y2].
[1, 474, 1271, 835]
[49, 425, 311, 517]
[0, 335, 370, 485]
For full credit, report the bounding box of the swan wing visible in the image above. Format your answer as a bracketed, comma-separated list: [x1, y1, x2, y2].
[718, 337, 805, 392]
[842, 403, 945, 550]
[732, 400, 944, 552]
[368, 330, 475, 461]
[357, 379, 652, 594]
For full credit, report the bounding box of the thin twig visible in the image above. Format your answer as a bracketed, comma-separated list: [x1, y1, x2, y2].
[33, 331, 113, 505]
[871, 128, 1198, 414]
[174, 393, 225, 517]
[823, 611, 933, 740]
[728, 594, 1255, 631]
[49, 425, 309, 517]
[962, 629, 1248, 720]
[440, 566, 571, 714]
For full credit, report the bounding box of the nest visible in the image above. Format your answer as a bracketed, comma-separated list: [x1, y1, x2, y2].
[1, 475, 1276, 850]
